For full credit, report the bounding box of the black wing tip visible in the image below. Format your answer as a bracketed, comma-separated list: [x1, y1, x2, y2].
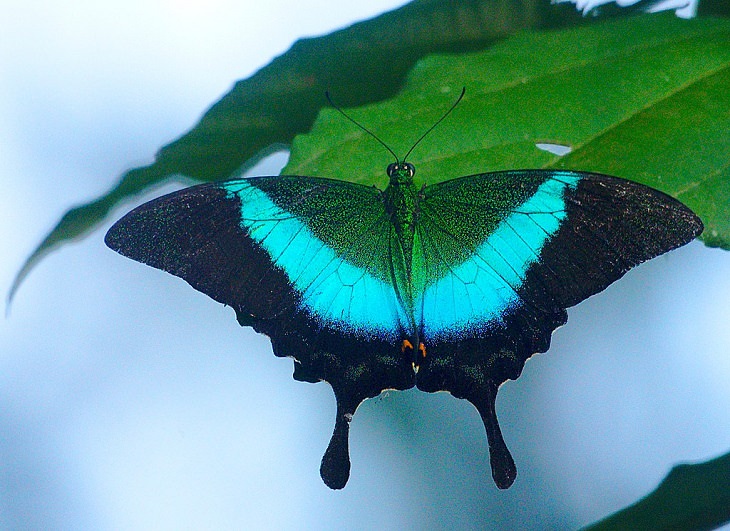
[665, 201, 704, 250]
[688, 209, 704, 240]
[104, 212, 152, 263]
[578, 173, 706, 247]
[104, 218, 126, 252]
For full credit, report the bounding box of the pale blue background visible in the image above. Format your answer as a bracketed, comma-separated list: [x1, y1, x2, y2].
[1, 1, 728, 529]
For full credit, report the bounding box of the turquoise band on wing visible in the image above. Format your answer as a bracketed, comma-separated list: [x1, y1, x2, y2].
[225, 181, 407, 339]
[226, 173, 580, 343]
[419, 173, 580, 340]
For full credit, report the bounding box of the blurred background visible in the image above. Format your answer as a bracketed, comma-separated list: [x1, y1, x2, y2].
[1, 1, 728, 529]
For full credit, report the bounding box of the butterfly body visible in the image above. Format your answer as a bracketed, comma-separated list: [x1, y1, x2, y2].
[382, 162, 421, 341]
[106, 164, 702, 490]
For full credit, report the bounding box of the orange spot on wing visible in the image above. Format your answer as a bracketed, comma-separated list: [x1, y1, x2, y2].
[401, 339, 426, 359]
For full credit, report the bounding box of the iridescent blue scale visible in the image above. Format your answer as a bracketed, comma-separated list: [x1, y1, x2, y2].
[228, 180, 407, 338]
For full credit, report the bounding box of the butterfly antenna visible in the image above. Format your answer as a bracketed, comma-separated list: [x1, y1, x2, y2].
[402, 87, 466, 163]
[325, 91, 399, 163]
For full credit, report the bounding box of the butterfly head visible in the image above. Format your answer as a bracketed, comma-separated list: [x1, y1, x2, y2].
[326, 88, 464, 191]
[386, 161, 416, 186]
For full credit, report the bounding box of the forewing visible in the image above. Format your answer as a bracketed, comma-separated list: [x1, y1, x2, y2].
[105, 175, 415, 489]
[414, 170, 703, 488]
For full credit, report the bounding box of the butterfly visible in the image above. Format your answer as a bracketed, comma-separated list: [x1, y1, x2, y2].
[105, 92, 703, 490]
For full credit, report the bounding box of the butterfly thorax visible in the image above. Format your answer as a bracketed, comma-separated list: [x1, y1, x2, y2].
[384, 162, 418, 232]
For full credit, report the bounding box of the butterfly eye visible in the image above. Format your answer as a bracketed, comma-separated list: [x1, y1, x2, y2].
[386, 162, 416, 178]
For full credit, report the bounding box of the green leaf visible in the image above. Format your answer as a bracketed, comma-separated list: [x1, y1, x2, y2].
[10, 0, 594, 302]
[286, 12, 730, 249]
[699, 0, 730, 17]
[583, 451, 730, 531]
